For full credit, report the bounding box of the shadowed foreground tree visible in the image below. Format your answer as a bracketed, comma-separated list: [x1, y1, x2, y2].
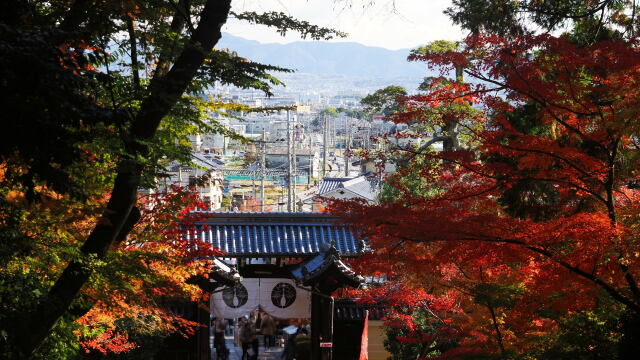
[0, 0, 344, 358]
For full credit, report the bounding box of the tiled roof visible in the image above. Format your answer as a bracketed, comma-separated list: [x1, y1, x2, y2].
[318, 177, 350, 194]
[290, 243, 363, 289]
[318, 176, 379, 202]
[211, 258, 241, 286]
[192, 152, 222, 170]
[334, 298, 386, 321]
[167, 152, 223, 173]
[192, 212, 365, 258]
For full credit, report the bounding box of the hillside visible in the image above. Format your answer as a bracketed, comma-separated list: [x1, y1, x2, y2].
[217, 33, 428, 79]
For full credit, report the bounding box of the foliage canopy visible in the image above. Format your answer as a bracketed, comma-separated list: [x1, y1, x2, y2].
[334, 1, 640, 358]
[0, 0, 344, 358]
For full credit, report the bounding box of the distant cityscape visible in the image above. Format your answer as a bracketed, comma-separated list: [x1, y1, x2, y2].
[147, 33, 444, 213]
[162, 61, 438, 213]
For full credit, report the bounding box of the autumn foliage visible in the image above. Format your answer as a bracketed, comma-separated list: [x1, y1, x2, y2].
[333, 33, 640, 358]
[74, 185, 220, 354]
[0, 181, 217, 357]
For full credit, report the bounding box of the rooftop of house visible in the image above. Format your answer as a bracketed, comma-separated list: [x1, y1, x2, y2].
[192, 152, 223, 170]
[167, 152, 223, 172]
[318, 175, 379, 202]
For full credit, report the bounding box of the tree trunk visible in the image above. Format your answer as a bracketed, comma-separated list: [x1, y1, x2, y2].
[127, 17, 141, 95]
[12, 1, 232, 357]
[442, 65, 464, 152]
[487, 305, 506, 358]
[442, 120, 460, 152]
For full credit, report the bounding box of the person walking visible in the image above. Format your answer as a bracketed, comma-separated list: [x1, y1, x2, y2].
[240, 319, 258, 360]
[251, 329, 260, 360]
[261, 313, 276, 349]
[213, 316, 227, 353]
[213, 317, 228, 359]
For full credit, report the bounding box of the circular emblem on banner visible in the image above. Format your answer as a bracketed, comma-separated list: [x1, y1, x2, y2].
[271, 282, 297, 308]
[222, 283, 248, 308]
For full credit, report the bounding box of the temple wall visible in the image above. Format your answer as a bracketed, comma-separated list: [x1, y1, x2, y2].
[368, 320, 392, 360]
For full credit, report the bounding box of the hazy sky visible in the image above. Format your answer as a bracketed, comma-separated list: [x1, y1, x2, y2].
[224, 0, 465, 50]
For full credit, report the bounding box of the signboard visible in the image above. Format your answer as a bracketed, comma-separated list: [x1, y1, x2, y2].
[320, 342, 333, 348]
[211, 278, 311, 319]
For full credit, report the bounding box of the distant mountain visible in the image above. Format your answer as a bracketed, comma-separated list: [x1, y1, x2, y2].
[217, 33, 429, 79]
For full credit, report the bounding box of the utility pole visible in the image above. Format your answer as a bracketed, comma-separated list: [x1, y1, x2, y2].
[308, 128, 313, 187]
[287, 110, 292, 212]
[345, 121, 350, 176]
[322, 115, 328, 179]
[331, 116, 336, 148]
[292, 115, 297, 212]
[252, 161, 256, 200]
[260, 128, 266, 212]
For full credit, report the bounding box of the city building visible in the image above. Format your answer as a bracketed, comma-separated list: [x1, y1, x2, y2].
[161, 152, 225, 211]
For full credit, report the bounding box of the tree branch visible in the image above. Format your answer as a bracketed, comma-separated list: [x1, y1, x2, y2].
[522, 0, 614, 20]
[154, 0, 188, 79]
[487, 305, 506, 358]
[463, 235, 640, 313]
[126, 17, 141, 96]
[465, 69, 607, 151]
[380, 227, 640, 313]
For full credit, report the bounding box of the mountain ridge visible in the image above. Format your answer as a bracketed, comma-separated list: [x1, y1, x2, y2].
[217, 33, 429, 79]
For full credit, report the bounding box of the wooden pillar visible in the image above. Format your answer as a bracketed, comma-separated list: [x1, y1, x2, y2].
[311, 293, 321, 360]
[322, 297, 334, 360]
[196, 300, 211, 360]
[311, 293, 334, 360]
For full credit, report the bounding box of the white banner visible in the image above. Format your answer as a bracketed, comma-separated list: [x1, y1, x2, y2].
[211, 278, 311, 319]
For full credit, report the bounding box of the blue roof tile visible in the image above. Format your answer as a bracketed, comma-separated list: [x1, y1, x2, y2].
[193, 212, 364, 257]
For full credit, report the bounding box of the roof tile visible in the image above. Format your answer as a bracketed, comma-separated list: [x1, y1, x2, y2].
[194, 212, 364, 257]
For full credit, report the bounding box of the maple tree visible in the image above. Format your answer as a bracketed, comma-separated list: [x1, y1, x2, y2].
[333, 2, 640, 359]
[74, 185, 218, 356]
[0, 177, 216, 358]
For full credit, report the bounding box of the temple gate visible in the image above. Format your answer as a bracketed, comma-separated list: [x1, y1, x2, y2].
[195, 212, 367, 360]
